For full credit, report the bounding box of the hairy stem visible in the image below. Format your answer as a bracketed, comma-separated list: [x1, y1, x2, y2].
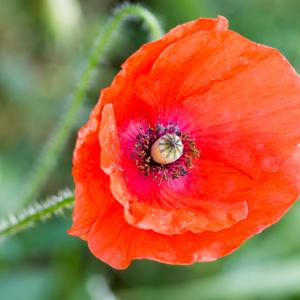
[20, 4, 163, 207]
[0, 190, 74, 239]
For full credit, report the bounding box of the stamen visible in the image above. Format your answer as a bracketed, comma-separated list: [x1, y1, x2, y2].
[132, 123, 199, 181]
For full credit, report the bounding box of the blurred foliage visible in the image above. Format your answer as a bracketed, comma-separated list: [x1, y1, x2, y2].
[1, 0, 300, 299]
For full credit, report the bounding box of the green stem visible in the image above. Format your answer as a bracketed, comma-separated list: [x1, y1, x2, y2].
[0, 190, 74, 238]
[20, 4, 163, 207]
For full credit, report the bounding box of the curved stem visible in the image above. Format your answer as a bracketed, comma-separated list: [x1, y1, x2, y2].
[19, 4, 163, 208]
[0, 190, 74, 239]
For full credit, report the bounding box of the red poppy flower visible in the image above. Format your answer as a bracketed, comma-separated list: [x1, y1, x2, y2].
[68, 16, 300, 269]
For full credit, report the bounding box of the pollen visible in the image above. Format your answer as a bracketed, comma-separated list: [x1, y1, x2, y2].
[151, 134, 184, 164]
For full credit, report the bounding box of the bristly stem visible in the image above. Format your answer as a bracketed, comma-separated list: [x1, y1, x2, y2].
[19, 4, 163, 208]
[0, 190, 74, 239]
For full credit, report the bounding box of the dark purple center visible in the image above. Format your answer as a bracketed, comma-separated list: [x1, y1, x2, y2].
[131, 123, 199, 181]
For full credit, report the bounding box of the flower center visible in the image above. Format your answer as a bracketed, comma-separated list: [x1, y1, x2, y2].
[132, 123, 199, 181]
[151, 133, 184, 164]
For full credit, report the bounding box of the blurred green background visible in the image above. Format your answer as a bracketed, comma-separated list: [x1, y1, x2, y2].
[1, 0, 300, 299]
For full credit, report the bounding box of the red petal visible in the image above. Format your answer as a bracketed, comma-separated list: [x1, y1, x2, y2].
[99, 104, 250, 235]
[88, 160, 299, 269]
[68, 101, 112, 239]
[122, 16, 228, 79]
[134, 30, 300, 178]
[99, 16, 229, 129]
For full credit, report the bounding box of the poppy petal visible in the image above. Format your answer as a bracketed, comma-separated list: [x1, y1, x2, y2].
[68, 101, 112, 239]
[88, 158, 299, 269]
[100, 17, 229, 128]
[134, 30, 300, 178]
[99, 104, 251, 235]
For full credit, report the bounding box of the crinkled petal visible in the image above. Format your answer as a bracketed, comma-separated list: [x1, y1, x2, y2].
[99, 104, 250, 235]
[134, 30, 300, 178]
[88, 153, 299, 269]
[100, 16, 229, 127]
[68, 101, 112, 239]
[122, 16, 228, 79]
